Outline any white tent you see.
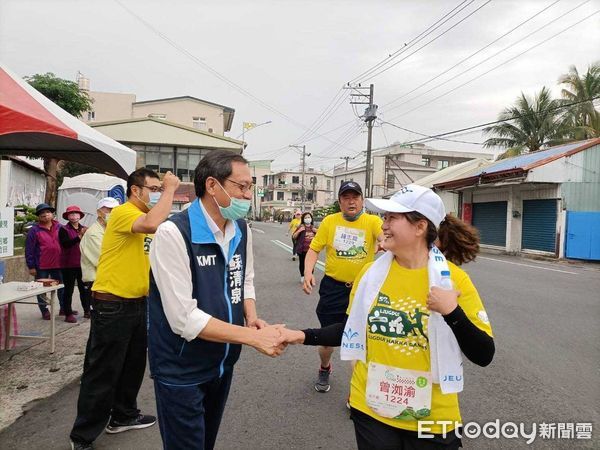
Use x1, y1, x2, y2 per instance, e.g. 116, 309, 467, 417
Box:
57, 174, 126, 227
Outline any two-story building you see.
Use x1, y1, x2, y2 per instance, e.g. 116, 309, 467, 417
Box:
76, 76, 244, 207
261, 169, 334, 217
333, 143, 493, 197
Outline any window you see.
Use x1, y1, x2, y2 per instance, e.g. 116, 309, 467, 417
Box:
438, 160, 449, 169
159, 146, 174, 173
387, 174, 395, 189
87, 111, 95, 121
422, 157, 430, 167
292, 192, 299, 201
307, 192, 314, 201
192, 117, 207, 130
327, 179, 331, 190
176, 151, 189, 181
252, 176, 257, 185
292, 176, 300, 184
277, 191, 284, 201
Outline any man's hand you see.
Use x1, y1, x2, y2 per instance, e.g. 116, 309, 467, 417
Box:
162, 171, 180, 192
246, 317, 269, 330
29, 268, 36, 277
251, 324, 287, 357
427, 287, 460, 315
281, 328, 305, 345
303, 273, 316, 294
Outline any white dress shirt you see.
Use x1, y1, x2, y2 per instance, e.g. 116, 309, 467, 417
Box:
149, 199, 255, 342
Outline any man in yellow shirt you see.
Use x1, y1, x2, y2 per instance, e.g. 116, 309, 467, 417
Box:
70, 168, 180, 450
303, 181, 383, 393
288, 210, 302, 261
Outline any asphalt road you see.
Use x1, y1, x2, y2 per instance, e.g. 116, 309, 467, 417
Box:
0, 221, 598, 449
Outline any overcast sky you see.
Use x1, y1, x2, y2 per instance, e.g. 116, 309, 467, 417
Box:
1, 0, 598, 172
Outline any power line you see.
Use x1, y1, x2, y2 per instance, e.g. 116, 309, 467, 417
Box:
348, 0, 473, 84
359, 0, 492, 83
379, 120, 484, 145
294, 88, 348, 144
114, 0, 360, 152
381, 0, 564, 110
387, 8, 599, 121
397, 95, 600, 146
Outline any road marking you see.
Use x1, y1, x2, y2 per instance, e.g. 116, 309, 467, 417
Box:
478, 256, 578, 274
271, 240, 325, 271
251, 227, 265, 234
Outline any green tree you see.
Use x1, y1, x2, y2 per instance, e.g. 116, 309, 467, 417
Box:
25, 73, 93, 206
558, 62, 600, 139
483, 87, 571, 159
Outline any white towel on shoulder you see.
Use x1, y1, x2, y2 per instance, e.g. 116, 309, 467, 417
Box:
340, 246, 463, 394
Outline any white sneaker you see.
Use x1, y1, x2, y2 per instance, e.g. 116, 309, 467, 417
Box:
301, 276, 304, 283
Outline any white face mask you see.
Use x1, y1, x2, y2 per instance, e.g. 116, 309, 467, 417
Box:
303, 217, 312, 225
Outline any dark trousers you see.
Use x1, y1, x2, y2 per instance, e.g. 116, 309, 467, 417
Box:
350, 408, 462, 450
70, 298, 147, 445
35, 268, 64, 314
291, 237, 297, 256
61, 267, 90, 315
298, 251, 306, 276
154, 371, 233, 450
316, 275, 352, 327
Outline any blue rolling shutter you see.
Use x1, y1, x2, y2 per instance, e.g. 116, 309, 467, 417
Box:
472, 202, 507, 246
521, 199, 557, 253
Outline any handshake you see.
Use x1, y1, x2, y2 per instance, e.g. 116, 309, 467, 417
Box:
247, 323, 305, 357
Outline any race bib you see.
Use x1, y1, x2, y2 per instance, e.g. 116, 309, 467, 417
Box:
366, 361, 432, 420
333, 226, 366, 258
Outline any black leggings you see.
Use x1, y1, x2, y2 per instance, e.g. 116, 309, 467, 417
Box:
298, 251, 306, 276
61, 267, 90, 314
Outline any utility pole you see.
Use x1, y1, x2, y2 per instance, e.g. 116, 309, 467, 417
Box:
345, 83, 377, 197
289, 145, 310, 210
340, 156, 352, 172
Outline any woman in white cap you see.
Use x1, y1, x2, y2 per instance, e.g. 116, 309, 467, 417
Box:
284, 185, 494, 449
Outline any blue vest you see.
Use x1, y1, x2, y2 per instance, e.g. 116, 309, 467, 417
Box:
148, 201, 247, 385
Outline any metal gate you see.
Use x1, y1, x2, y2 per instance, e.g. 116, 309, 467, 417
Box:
521, 199, 557, 253
472, 201, 507, 246
565, 211, 600, 260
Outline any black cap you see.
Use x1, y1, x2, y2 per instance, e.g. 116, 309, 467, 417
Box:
338, 181, 363, 197
35, 203, 56, 215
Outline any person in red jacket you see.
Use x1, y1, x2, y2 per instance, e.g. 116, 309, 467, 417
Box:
25, 203, 64, 320
59, 205, 89, 323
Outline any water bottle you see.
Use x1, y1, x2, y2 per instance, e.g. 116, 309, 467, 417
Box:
439, 270, 453, 290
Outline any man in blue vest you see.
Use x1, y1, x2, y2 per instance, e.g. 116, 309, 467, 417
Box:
148, 150, 286, 450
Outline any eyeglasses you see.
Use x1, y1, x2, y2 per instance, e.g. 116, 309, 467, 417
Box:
137, 184, 164, 193
226, 178, 254, 193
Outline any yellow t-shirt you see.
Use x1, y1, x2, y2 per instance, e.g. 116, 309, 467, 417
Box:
289, 218, 301, 234
92, 202, 152, 298
347, 259, 493, 434
309, 212, 383, 283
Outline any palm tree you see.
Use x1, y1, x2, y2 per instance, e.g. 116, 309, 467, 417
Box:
483, 87, 571, 158
558, 62, 600, 139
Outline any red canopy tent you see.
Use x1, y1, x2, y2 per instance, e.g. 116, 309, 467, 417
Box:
0, 65, 135, 178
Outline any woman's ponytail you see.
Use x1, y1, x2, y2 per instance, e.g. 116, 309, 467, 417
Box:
437, 214, 480, 265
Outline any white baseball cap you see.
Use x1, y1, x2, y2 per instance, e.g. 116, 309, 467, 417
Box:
366, 184, 446, 227
97, 197, 120, 210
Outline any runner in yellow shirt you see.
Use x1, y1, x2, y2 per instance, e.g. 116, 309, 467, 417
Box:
288, 210, 302, 261
302, 181, 383, 393
285, 185, 495, 449
70, 168, 180, 449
